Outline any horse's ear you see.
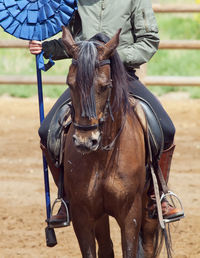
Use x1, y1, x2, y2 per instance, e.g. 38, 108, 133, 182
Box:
99, 28, 122, 60
62, 26, 78, 59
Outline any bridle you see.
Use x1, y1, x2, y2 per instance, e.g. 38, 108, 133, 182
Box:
70, 58, 113, 132
70, 57, 126, 151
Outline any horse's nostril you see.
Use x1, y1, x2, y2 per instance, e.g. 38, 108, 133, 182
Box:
72, 135, 77, 143
91, 139, 98, 146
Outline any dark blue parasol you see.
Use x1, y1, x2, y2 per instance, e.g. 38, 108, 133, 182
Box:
0, 0, 77, 247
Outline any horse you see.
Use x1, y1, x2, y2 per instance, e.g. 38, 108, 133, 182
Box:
61, 26, 164, 258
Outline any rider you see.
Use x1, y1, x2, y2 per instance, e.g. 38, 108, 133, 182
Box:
29, 0, 184, 227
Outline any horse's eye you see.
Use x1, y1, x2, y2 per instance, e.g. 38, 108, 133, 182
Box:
100, 84, 112, 93
67, 82, 75, 90
100, 85, 108, 92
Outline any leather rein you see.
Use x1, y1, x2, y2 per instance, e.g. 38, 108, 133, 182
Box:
70, 58, 126, 151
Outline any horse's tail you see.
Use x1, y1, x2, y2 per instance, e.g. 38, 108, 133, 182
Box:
137, 224, 173, 258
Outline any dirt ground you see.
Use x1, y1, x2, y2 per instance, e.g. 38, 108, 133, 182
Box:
0, 92, 199, 258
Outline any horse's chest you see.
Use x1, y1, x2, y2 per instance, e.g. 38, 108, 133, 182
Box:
65, 140, 144, 215
102, 171, 136, 200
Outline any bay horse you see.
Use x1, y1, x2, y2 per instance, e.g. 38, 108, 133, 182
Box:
62, 27, 163, 258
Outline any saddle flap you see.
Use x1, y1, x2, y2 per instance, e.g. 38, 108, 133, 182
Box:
130, 95, 164, 161
132, 98, 148, 135
47, 101, 72, 164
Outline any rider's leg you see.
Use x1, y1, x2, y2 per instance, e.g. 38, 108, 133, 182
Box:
127, 71, 175, 150
39, 88, 71, 227
158, 144, 184, 219
147, 144, 183, 220
40, 143, 69, 226
127, 70, 184, 220
39, 88, 71, 146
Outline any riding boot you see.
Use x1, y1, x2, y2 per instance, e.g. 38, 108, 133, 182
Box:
159, 143, 175, 183
148, 144, 184, 220
40, 143, 70, 227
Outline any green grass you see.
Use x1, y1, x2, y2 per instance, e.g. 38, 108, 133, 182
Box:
0, 84, 67, 98
1, 8, 200, 98
156, 14, 200, 40
0, 29, 70, 98
148, 50, 200, 76
147, 13, 200, 97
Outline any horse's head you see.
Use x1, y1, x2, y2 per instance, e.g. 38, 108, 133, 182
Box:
62, 27, 122, 154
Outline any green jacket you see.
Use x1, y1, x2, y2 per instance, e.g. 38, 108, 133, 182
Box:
42, 0, 159, 69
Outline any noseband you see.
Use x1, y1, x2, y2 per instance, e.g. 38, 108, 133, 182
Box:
71, 58, 113, 132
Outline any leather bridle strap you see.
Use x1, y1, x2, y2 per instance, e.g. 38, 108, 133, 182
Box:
101, 113, 126, 151
73, 122, 98, 131
70, 58, 112, 132
72, 58, 110, 67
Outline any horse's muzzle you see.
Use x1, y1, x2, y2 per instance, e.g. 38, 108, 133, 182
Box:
72, 132, 101, 153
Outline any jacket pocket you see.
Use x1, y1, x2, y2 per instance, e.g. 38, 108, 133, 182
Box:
133, 9, 158, 33
134, 10, 145, 30
142, 9, 159, 33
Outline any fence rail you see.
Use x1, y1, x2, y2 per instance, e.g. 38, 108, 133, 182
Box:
1, 39, 200, 49
0, 75, 66, 85
1, 4, 200, 86
144, 76, 200, 86
0, 40, 28, 48
1, 75, 200, 87
153, 4, 200, 13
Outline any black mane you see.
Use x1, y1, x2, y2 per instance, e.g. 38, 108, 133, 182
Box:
75, 33, 129, 119
76, 40, 98, 118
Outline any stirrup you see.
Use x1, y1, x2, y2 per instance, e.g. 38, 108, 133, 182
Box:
48, 198, 70, 228
161, 191, 185, 223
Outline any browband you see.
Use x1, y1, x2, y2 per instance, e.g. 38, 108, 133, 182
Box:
72, 58, 110, 67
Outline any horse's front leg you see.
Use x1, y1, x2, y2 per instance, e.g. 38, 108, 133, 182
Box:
95, 214, 114, 258
119, 193, 142, 258
72, 207, 96, 258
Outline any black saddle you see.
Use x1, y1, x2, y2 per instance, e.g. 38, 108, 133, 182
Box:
132, 94, 164, 162
47, 95, 164, 165
47, 99, 71, 165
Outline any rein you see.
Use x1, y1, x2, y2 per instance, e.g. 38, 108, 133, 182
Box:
100, 114, 126, 151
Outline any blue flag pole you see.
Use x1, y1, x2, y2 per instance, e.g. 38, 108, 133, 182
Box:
0, 0, 77, 249
36, 56, 57, 247
36, 56, 51, 218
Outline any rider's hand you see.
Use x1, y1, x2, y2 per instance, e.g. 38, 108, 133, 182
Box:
29, 40, 42, 55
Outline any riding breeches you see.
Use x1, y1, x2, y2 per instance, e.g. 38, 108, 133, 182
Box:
38, 72, 175, 150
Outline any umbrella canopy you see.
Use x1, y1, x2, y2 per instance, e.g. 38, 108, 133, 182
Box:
0, 0, 77, 41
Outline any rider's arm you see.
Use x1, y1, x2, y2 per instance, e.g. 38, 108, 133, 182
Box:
42, 38, 70, 60
117, 0, 160, 68
29, 28, 74, 59
29, 37, 71, 60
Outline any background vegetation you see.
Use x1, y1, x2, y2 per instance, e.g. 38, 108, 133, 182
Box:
0, 0, 200, 98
